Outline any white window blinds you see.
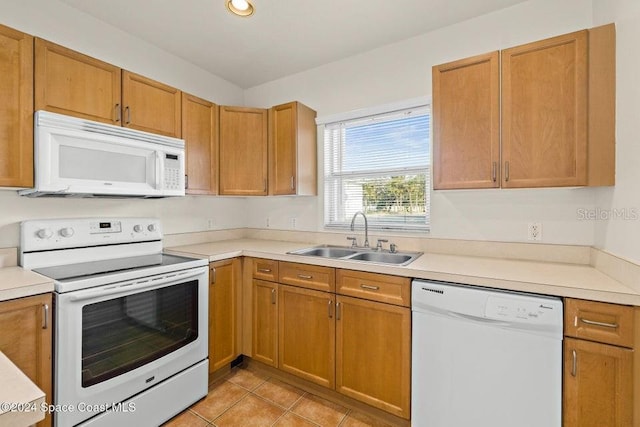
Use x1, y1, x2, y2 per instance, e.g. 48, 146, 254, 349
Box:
324, 105, 431, 231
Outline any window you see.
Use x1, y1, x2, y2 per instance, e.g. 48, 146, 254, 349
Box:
324, 105, 430, 231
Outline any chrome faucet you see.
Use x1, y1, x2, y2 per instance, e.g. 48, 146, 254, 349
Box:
350, 211, 369, 248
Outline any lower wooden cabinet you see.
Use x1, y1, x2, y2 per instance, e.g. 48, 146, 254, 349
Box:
252, 279, 278, 367
563, 337, 633, 427
209, 259, 240, 372
336, 295, 411, 419
0, 293, 52, 427
278, 284, 335, 389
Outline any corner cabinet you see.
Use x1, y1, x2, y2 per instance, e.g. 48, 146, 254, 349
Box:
182, 93, 218, 195
219, 106, 268, 195
0, 24, 33, 188
0, 293, 52, 427
268, 102, 317, 195
433, 23, 615, 190
209, 259, 240, 372
563, 298, 638, 427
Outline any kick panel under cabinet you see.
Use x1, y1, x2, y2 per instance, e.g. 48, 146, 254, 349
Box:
433, 23, 615, 190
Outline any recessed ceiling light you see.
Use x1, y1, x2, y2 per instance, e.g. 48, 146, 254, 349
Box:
226, 0, 254, 17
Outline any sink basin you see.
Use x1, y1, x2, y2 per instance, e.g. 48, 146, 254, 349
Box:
290, 246, 359, 258
287, 245, 422, 266
347, 252, 413, 264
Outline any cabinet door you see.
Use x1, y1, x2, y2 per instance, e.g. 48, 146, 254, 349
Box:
0, 294, 52, 427
34, 38, 121, 125
335, 295, 410, 419
209, 259, 239, 372
278, 284, 335, 388
252, 280, 278, 367
182, 93, 218, 195
432, 51, 500, 189
502, 31, 588, 188
122, 70, 181, 137
219, 106, 268, 195
269, 101, 317, 196
563, 337, 633, 427
0, 24, 33, 187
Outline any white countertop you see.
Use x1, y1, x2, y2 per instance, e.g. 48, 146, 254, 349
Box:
166, 238, 640, 306
0, 352, 45, 427
0, 267, 54, 302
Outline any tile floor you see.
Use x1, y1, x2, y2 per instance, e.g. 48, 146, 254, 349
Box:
163, 366, 391, 427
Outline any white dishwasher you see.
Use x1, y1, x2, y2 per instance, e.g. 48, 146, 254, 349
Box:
411, 280, 563, 427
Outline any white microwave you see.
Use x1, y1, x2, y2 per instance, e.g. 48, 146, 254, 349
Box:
20, 111, 185, 198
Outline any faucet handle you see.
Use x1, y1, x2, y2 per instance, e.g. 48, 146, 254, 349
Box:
346, 236, 357, 247
376, 239, 389, 251
389, 243, 397, 253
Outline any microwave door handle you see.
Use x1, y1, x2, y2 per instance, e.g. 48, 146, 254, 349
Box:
67, 267, 207, 302
155, 151, 162, 190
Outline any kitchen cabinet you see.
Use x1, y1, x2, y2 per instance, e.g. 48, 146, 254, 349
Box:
252, 279, 278, 367
433, 23, 615, 189
35, 38, 121, 125
122, 71, 181, 138
182, 93, 218, 195
278, 284, 335, 389
0, 24, 33, 188
563, 298, 639, 427
268, 101, 317, 195
432, 51, 500, 189
219, 106, 268, 195
335, 295, 410, 419
209, 259, 240, 372
35, 39, 182, 138
0, 293, 52, 427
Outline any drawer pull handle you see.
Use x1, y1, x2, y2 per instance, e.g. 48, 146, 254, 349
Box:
298, 274, 313, 280
258, 268, 272, 273
271, 288, 276, 305
360, 284, 380, 291
571, 349, 577, 377
579, 318, 619, 329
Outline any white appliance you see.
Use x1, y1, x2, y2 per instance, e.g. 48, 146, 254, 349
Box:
20, 111, 185, 198
21, 218, 208, 427
411, 280, 563, 427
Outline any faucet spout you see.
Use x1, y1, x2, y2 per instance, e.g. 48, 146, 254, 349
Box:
350, 211, 369, 248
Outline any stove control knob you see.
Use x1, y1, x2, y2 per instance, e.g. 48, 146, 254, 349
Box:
59, 227, 75, 238
36, 228, 53, 239
147, 224, 157, 232
133, 225, 143, 233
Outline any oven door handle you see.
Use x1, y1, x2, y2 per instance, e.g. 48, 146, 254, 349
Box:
67, 267, 207, 302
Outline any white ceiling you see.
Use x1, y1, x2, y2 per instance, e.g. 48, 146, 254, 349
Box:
58, 0, 527, 89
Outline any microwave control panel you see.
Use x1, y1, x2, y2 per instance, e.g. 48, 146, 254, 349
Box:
164, 154, 182, 191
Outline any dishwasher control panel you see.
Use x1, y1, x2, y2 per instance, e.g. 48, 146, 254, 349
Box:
485, 295, 561, 325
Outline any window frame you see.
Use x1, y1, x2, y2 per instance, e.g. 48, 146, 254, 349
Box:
320, 100, 431, 232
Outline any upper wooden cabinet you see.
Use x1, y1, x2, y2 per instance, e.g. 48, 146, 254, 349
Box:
182, 93, 218, 195
35, 39, 182, 138
122, 71, 181, 138
433, 51, 500, 190
0, 24, 33, 188
35, 38, 121, 125
0, 293, 52, 427
268, 102, 317, 195
219, 106, 268, 195
433, 24, 615, 190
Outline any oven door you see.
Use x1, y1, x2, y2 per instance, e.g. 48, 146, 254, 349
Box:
55, 266, 208, 427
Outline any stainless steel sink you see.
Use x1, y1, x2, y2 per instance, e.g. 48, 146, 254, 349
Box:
287, 245, 422, 266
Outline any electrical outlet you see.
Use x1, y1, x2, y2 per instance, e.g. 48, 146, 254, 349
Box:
290, 217, 297, 229
527, 222, 542, 241
207, 218, 216, 230
266, 217, 270, 228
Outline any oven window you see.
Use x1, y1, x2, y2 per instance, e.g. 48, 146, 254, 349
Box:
81, 281, 198, 387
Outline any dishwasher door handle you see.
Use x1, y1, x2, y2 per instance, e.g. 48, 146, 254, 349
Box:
446, 310, 511, 327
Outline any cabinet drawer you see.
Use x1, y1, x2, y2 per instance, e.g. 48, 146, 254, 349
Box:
252, 259, 279, 282
336, 269, 410, 307
279, 262, 335, 292
565, 298, 635, 348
